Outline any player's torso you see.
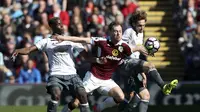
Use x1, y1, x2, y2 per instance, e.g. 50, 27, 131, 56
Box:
91, 39, 128, 80
123, 28, 144, 58
99, 41, 124, 65
45, 39, 77, 75
129, 29, 143, 46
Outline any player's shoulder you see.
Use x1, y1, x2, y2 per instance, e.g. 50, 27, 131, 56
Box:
118, 40, 129, 47
117, 41, 131, 52
35, 37, 50, 45
124, 27, 135, 33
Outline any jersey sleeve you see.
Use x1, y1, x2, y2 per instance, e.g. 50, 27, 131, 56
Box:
122, 43, 132, 57
122, 28, 132, 44
34, 38, 48, 51
91, 37, 106, 46
70, 42, 85, 53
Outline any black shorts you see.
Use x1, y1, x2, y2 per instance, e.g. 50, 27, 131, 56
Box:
119, 58, 145, 76
126, 74, 146, 94
46, 75, 84, 96
116, 58, 146, 93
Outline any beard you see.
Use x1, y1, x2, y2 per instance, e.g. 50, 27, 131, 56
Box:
54, 29, 64, 35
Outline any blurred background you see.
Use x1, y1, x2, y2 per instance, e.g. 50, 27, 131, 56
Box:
0, 0, 200, 112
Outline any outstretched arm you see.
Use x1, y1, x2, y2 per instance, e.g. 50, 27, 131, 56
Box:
79, 50, 107, 64
11, 46, 38, 61
132, 45, 148, 56
14, 46, 38, 55
54, 35, 92, 44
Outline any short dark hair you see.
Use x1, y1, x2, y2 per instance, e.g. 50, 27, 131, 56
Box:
108, 22, 121, 31
129, 10, 147, 27
48, 17, 60, 28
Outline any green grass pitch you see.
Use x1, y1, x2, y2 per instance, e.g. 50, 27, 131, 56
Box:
0, 106, 79, 112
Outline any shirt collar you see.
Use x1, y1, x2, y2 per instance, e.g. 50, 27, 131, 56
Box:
106, 36, 122, 46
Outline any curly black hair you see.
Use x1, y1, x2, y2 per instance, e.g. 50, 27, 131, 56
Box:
129, 10, 147, 28
48, 17, 60, 28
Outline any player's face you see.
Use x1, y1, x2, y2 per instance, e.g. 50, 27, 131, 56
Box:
135, 19, 146, 33
53, 19, 64, 35
111, 25, 122, 42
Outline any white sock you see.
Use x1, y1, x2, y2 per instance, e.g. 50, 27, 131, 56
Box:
98, 97, 117, 111
79, 103, 90, 112
80, 103, 89, 107
51, 100, 58, 104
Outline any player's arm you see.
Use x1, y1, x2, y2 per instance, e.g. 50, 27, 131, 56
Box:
13, 46, 38, 55
11, 46, 38, 61
141, 73, 147, 87
133, 46, 148, 56
79, 50, 107, 64
54, 35, 92, 44
122, 30, 148, 56
130, 45, 144, 52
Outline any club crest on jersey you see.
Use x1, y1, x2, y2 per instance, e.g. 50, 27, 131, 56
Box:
118, 46, 123, 52
112, 49, 119, 56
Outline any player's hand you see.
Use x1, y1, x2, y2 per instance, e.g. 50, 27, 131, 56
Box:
96, 57, 107, 64
11, 50, 18, 62
137, 46, 148, 56
148, 52, 155, 57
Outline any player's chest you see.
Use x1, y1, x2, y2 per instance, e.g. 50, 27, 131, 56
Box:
98, 45, 124, 58
48, 42, 72, 53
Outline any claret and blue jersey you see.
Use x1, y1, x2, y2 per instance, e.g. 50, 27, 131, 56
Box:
90, 37, 132, 80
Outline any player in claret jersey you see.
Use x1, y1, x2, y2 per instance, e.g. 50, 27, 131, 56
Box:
55, 21, 178, 112
56, 22, 132, 112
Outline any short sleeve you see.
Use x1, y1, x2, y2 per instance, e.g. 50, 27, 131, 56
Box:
91, 37, 106, 46
34, 38, 48, 51
122, 43, 132, 56
70, 42, 85, 53
122, 28, 132, 43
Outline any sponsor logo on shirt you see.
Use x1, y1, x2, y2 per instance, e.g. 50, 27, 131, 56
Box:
106, 55, 121, 61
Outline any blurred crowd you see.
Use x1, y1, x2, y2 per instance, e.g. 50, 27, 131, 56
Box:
0, 0, 139, 84
173, 0, 200, 80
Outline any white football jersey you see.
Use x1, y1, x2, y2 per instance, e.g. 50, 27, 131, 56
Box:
35, 37, 84, 76
122, 27, 144, 59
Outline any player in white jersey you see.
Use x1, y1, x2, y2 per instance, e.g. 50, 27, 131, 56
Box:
120, 10, 149, 112
119, 10, 178, 112
11, 17, 90, 112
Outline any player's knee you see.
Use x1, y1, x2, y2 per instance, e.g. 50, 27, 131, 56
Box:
119, 94, 125, 102
115, 93, 125, 102
140, 91, 150, 101
76, 87, 88, 103
77, 87, 87, 97
49, 87, 61, 101
51, 91, 61, 101
147, 62, 155, 70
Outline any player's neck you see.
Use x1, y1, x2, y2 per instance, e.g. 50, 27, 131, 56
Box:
110, 39, 119, 45
132, 27, 139, 35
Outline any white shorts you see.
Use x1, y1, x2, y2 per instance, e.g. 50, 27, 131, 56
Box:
83, 71, 119, 95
